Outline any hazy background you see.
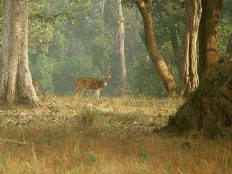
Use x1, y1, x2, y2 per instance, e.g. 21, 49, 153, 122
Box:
2, 0, 231, 96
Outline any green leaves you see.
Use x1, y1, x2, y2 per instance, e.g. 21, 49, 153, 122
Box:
33, 55, 55, 92
89, 152, 98, 163
138, 145, 149, 161
24, 0, 229, 96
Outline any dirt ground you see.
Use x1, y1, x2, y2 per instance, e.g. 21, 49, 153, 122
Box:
0, 95, 183, 134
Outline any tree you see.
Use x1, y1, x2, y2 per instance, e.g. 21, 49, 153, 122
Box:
0, 0, 39, 105
167, 0, 230, 138
167, 31, 231, 138
169, 27, 183, 83
151, 0, 185, 86
101, 0, 106, 16
199, 0, 224, 79
182, 0, 202, 95
117, 0, 129, 95
135, 0, 177, 96
226, 33, 232, 53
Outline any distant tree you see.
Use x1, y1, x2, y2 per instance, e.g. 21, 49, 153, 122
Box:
117, 0, 129, 95
226, 33, 232, 54
169, 27, 183, 83
151, 0, 185, 85
101, 0, 106, 16
0, 0, 39, 105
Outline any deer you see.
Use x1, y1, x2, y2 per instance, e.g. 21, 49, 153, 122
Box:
76, 66, 111, 99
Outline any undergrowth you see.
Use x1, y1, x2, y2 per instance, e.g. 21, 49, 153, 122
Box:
0, 96, 231, 173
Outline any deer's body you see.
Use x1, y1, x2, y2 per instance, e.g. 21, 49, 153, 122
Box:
76, 67, 111, 99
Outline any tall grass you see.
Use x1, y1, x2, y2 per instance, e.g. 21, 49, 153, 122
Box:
0, 95, 231, 173
0, 126, 231, 174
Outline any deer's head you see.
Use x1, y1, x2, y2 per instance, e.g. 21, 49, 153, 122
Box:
102, 65, 111, 82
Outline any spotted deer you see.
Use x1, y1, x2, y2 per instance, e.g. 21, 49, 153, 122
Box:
76, 66, 111, 99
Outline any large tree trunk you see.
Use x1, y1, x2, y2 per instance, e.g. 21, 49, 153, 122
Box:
166, 0, 226, 138
167, 31, 231, 138
0, 0, 39, 105
135, 0, 177, 97
182, 0, 202, 95
117, 0, 129, 95
199, 0, 224, 79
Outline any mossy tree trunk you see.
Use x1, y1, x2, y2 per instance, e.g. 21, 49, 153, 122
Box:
182, 0, 202, 95
199, 0, 224, 79
226, 33, 232, 54
0, 0, 39, 106
135, 0, 177, 97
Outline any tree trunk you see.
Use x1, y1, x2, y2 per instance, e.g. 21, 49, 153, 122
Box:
226, 33, 232, 54
182, 0, 202, 95
101, 0, 106, 17
135, 0, 177, 97
169, 27, 182, 86
0, 0, 39, 105
199, 0, 224, 79
117, 0, 129, 95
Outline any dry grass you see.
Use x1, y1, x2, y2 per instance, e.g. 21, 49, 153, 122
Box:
0, 95, 231, 174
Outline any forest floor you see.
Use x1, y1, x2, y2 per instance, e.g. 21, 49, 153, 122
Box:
0, 95, 231, 174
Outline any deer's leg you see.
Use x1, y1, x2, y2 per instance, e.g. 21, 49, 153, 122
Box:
80, 90, 84, 97
77, 88, 83, 97
76, 87, 79, 95
95, 90, 100, 99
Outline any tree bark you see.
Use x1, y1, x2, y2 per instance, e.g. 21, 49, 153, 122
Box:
117, 0, 129, 95
199, 0, 224, 79
226, 33, 232, 54
169, 27, 182, 85
101, 0, 106, 17
135, 0, 177, 97
182, 0, 202, 95
0, 0, 39, 105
